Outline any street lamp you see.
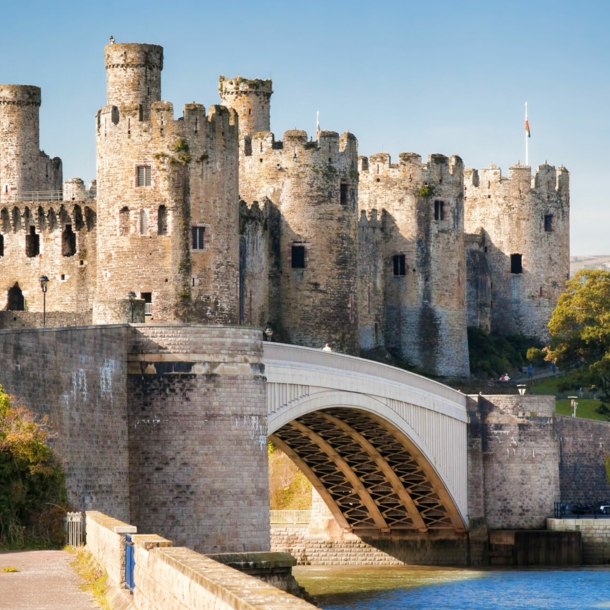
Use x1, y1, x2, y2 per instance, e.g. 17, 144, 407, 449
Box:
264, 326, 274, 341
568, 396, 578, 418
128, 291, 136, 323
39, 276, 49, 328
517, 384, 527, 396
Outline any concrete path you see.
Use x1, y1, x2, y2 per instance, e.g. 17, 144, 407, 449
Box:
0, 550, 98, 609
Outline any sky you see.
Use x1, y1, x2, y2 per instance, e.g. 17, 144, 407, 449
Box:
1, 0, 607, 254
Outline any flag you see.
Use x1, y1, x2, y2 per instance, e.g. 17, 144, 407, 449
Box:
316, 111, 320, 139
525, 119, 531, 138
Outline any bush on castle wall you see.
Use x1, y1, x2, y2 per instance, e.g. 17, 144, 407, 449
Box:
0, 385, 68, 549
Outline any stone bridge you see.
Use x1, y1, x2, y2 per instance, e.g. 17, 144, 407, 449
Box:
264, 343, 468, 535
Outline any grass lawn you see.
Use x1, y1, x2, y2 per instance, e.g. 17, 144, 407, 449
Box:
530, 375, 610, 422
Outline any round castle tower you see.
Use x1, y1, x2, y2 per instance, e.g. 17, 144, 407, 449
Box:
464, 162, 569, 340
95, 42, 240, 325
359, 152, 470, 377
219, 76, 272, 136
0, 85, 42, 198
238, 127, 360, 353
105, 43, 163, 120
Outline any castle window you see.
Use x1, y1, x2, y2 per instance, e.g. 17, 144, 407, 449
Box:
136, 166, 151, 187
291, 245, 305, 269
0, 234, 3, 257
140, 209, 148, 235
119, 207, 130, 236
192, 226, 205, 250
157, 205, 168, 235
141, 292, 152, 316
393, 254, 406, 276
544, 214, 554, 232
511, 253, 523, 274
340, 183, 349, 206
25, 226, 39, 257
62, 224, 76, 257
7, 283, 24, 311
434, 200, 445, 221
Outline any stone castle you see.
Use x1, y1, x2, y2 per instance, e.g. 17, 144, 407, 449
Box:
0, 42, 570, 377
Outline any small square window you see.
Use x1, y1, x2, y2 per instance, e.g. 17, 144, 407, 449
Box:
291, 245, 305, 269
544, 214, 554, 232
393, 254, 406, 276
137, 166, 151, 187
511, 253, 523, 274
192, 226, 205, 250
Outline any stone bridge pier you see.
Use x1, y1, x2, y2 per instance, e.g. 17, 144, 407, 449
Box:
126, 325, 270, 553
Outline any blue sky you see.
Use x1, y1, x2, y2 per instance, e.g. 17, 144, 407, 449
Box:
1, 0, 607, 254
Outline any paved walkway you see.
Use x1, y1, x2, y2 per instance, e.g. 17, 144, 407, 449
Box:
0, 550, 97, 609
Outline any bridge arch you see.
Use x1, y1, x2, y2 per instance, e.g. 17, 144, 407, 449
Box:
264, 343, 469, 536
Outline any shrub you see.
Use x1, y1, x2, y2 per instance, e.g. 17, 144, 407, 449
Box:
0, 385, 68, 548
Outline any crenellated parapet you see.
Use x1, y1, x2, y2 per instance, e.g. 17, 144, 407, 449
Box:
464, 162, 570, 339
357, 151, 469, 377
95, 43, 240, 325
219, 76, 272, 137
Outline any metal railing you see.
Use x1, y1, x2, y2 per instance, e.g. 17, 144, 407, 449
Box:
16, 190, 63, 202
270, 510, 312, 524
65, 511, 84, 546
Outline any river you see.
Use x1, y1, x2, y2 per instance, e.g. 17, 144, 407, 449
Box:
293, 565, 610, 609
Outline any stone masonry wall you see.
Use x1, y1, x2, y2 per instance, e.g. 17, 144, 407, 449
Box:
468, 395, 559, 530
0, 200, 97, 315
464, 163, 569, 341
358, 152, 469, 376
0, 84, 62, 199
548, 518, 610, 565
556, 416, 610, 503
96, 42, 240, 325
126, 325, 270, 553
0, 325, 131, 520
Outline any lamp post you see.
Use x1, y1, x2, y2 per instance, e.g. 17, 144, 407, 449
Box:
568, 396, 578, 418
264, 325, 274, 341
517, 384, 527, 396
39, 275, 49, 328
128, 291, 136, 323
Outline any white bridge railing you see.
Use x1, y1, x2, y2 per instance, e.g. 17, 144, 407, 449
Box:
270, 510, 312, 524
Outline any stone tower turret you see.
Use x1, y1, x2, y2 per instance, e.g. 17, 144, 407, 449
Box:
105, 43, 163, 120
219, 76, 272, 137
464, 162, 569, 340
0, 85, 62, 200
359, 152, 470, 377
238, 127, 360, 353
95, 42, 240, 324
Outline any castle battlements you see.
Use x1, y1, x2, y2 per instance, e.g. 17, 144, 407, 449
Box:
0, 42, 570, 379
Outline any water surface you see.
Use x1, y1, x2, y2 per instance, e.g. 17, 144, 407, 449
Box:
294, 565, 610, 609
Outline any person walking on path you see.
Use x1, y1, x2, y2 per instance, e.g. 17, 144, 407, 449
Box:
527, 364, 534, 379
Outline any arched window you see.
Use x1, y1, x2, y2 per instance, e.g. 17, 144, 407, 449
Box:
7, 283, 24, 311
157, 205, 168, 235
119, 207, 130, 236
140, 209, 148, 235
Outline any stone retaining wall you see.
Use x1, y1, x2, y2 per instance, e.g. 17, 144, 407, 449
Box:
547, 518, 610, 564
86, 511, 317, 610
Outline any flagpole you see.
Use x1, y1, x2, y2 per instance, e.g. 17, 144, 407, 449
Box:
525, 102, 529, 166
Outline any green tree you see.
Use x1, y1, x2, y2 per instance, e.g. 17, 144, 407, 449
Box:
548, 270, 610, 397
0, 385, 67, 548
